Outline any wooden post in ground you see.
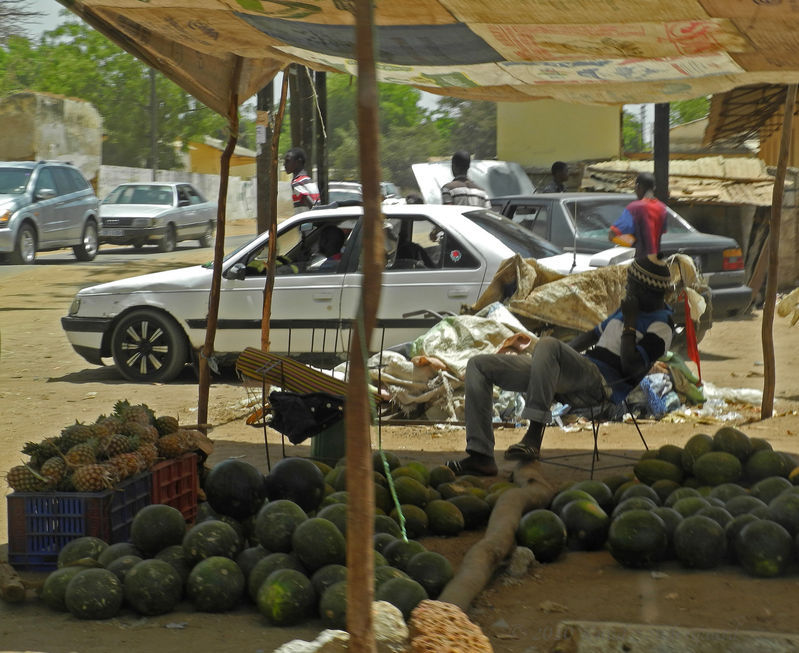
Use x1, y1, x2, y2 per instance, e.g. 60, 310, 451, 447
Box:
762, 83, 796, 419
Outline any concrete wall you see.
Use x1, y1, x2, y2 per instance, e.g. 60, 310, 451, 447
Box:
0, 92, 103, 187
497, 100, 621, 170
99, 165, 294, 221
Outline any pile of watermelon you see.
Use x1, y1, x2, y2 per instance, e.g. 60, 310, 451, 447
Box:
37, 452, 503, 624
517, 425, 799, 577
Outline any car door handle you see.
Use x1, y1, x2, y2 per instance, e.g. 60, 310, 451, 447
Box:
448, 287, 469, 298
313, 292, 334, 302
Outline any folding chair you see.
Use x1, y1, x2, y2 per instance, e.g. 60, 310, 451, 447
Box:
538, 389, 649, 479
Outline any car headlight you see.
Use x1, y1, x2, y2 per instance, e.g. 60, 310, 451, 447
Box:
69, 298, 81, 315
0, 209, 11, 226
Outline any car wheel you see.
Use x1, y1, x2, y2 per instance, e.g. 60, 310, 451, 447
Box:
157, 223, 177, 253
198, 223, 215, 248
110, 309, 188, 382
73, 219, 99, 261
132, 239, 147, 250
9, 223, 36, 265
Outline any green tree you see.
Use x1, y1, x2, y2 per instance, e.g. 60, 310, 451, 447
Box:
670, 97, 710, 126
623, 110, 646, 153
0, 0, 41, 42
434, 97, 496, 159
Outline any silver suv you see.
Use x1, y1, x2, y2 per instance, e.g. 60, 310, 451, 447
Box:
0, 161, 100, 264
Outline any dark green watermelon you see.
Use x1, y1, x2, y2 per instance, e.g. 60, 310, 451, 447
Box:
204, 459, 266, 519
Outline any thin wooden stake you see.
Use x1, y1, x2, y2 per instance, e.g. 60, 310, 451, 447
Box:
761, 83, 797, 419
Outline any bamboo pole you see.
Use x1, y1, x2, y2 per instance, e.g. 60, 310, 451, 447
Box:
346, 1, 382, 651
761, 83, 796, 419
197, 57, 242, 433
261, 71, 290, 351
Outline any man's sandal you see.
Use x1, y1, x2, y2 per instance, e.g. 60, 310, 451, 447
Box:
445, 457, 498, 477
503, 442, 540, 461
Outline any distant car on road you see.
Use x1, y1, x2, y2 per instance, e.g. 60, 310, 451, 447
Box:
491, 192, 752, 318
63, 204, 621, 383
99, 182, 217, 252
0, 160, 100, 264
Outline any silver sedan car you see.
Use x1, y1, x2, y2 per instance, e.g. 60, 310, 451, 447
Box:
99, 182, 217, 252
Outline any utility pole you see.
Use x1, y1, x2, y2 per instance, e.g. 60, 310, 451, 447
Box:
256, 82, 274, 234
653, 103, 670, 202
315, 71, 328, 204
150, 68, 158, 181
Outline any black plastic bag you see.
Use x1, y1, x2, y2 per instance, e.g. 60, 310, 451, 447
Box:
268, 390, 345, 444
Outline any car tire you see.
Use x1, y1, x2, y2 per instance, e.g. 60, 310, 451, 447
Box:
9, 223, 36, 265
132, 239, 147, 250
198, 223, 215, 248
157, 224, 177, 253
110, 309, 188, 382
73, 219, 99, 261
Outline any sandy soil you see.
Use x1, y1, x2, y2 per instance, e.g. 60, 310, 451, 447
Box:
2, 221, 799, 652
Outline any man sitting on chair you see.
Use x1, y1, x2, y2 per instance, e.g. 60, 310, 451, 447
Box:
447, 258, 674, 476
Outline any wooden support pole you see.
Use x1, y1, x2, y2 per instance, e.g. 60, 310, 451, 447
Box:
761, 83, 797, 419
347, 1, 382, 651
261, 71, 290, 352
0, 562, 26, 603
197, 57, 242, 433
653, 102, 670, 203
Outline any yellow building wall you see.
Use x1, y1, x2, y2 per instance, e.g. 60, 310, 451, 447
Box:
188, 142, 256, 178
497, 100, 621, 167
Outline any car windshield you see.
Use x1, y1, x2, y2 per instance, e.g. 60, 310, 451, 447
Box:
563, 198, 693, 239
103, 185, 174, 206
462, 210, 563, 258
0, 168, 31, 194
329, 188, 362, 203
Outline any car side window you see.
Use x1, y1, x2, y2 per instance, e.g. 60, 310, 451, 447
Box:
512, 205, 549, 240
67, 168, 90, 191
34, 168, 58, 197
374, 216, 478, 271
177, 187, 191, 206
186, 186, 205, 204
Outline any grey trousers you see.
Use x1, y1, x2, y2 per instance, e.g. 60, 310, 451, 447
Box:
463, 337, 611, 458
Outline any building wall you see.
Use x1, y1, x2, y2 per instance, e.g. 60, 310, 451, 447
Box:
187, 142, 256, 178
0, 92, 103, 187
497, 100, 621, 170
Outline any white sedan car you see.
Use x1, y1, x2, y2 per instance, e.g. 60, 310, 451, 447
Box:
99, 182, 217, 252
62, 204, 625, 383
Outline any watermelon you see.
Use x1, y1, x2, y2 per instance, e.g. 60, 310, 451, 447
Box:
695, 505, 733, 528
618, 483, 661, 505
106, 555, 144, 583
634, 459, 683, 486
382, 539, 426, 571
725, 494, 768, 517
608, 509, 668, 568
64, 568, 124, 619
650, 480, 681, 505
205, 458, 266, 519
57, 536, 108, 568
311, 564, 348, 597
404, 461, 431, 486
236, 545, 271, 580
560, 500, 609, 550
767, 492, 799, 536
390, 504, 428, 539
516, 509, 567, 563
264, 457, 326, 512
374, 565, 410, 590
611, 497, 657, 519
750, 476, 793, 505
446, 495, 491, 530
186, 556, 245, 612
745, 450, 789, 483
673, 515, 727, 569
393, 476, 429, 507
692, 452, 742, 486
656, 444, 684, 467
375, 577, 428, 620
724, 513, 760, 563
41, 566, 84, 611
708, 483, 747, 503
131, 504, 187, 556
256, 568, 316, 626
424, 500, 465, 536
374, 513, 402, 538
155, 545, 192, 584
124, 559, 183, 615
97, 542, 142, 568
182, 519, 242, 564
681, 433, 714, 475
317, 503, 348, 535
406, 551, 453, 599
254, 499, 308, 552
291, 517, 347, 571
319, 580, 348, 629
391, 465, 427, 485
650, 506, 683, 556
550, 489, 597, 516
671, 496, 710, 518
374, 532, 398, 553
428, 464, 456, 488
712, 426, 752, 462
248, 552, 306, 601
735, 519, 793, 577
373, 450, 401, 474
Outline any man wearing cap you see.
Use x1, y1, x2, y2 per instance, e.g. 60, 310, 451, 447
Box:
441, 151, 491, 208
446, 258, 673, 476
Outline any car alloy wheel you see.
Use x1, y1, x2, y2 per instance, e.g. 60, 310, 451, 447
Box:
110, 309, 188, 382
74, 220, 99, 261
199, 223, 215, 248
11, 224, 36, 265
158, 223, 177, 253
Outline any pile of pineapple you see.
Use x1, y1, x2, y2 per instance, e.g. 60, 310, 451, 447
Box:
6, 400, 198, 494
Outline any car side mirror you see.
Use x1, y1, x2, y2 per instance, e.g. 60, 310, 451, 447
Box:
224, 262, 247, 280
35, 188, 57, 201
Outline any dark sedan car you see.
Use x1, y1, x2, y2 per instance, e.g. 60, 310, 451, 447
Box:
490, 193, 752, 318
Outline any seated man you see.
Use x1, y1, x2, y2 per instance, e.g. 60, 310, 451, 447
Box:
316, 224, 346, 272
448, 258, 673, 476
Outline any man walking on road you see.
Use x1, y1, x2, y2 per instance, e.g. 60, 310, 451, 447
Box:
284, 147, 320, 214
441, 151, 491, 208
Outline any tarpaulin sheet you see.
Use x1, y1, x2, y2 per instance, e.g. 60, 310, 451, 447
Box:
59, 1, 799, 116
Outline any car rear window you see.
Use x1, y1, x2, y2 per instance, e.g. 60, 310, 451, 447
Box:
564, 198, 693, 238
462, 210, 562, 259
0, 168, 31, 194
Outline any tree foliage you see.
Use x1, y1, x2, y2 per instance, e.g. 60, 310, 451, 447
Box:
0, 0, 40, 43
670, 97, 710, 127
622, 110, 646, 153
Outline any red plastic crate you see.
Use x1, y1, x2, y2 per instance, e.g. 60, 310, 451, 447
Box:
7, 472, 151, 571
150, 453, 198, 523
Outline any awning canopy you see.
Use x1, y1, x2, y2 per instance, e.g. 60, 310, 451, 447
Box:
61, 1, 799, 116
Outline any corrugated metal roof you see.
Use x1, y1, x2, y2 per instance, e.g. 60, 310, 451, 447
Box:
582, 157, 777, 206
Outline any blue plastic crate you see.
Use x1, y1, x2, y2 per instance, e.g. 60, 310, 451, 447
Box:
8, 472, 152, 571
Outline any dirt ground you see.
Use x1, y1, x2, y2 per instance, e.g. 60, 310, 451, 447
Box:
2, 221, 799, 652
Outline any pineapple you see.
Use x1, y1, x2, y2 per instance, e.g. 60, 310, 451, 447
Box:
155, 415, 180, 436
90, 416, 121, 439
60, 421, 95, 449
121, 421, 158, 443
113, 400, 155, 425
156, 429, 196, 458
6, 464, 50, 492
137, 442, 159, 468
98, 433, 136, 459
72, 464, 116, 492
40, 456, 67, 485
64, 442, 97, 467
22, 437, 63, 468
115, 452, 144, 478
